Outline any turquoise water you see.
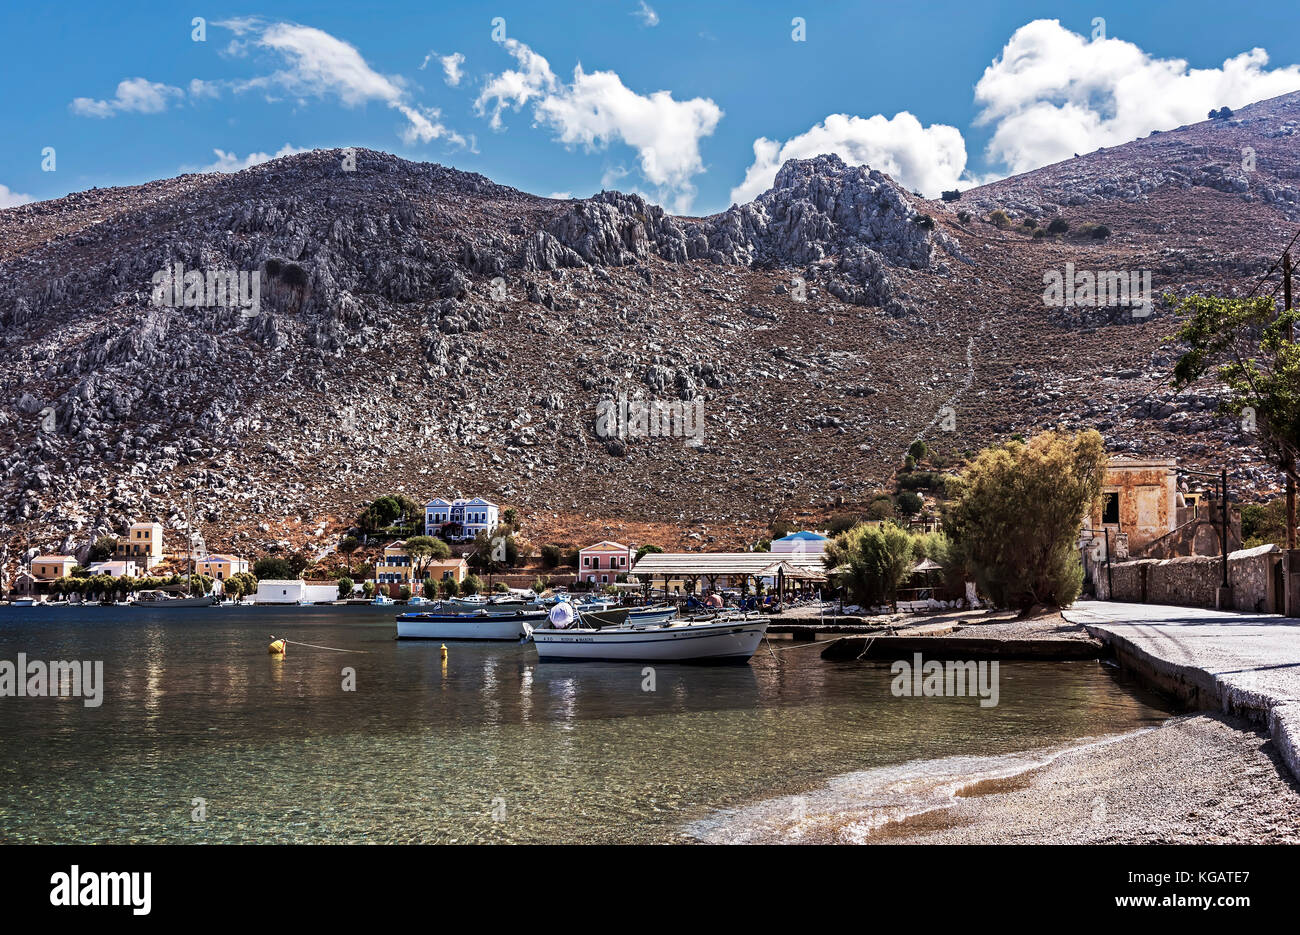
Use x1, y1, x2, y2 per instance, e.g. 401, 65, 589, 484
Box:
0, 606, 1174, 843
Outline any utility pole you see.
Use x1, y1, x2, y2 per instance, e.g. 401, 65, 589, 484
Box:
1286, 251, 1296, 550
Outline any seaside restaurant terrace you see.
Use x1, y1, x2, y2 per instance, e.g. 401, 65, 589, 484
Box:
630, 551, 827, 601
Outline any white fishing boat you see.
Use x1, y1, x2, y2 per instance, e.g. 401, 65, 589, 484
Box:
396, 608, 546, 640
132, 589, 215, 608
579, 601, 677, 627
9, 598, 36, 607
531, 603, 768, 663
371, 593, 395, 606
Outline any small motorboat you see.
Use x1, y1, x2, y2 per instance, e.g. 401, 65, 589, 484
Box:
531, 603, 768, 663
371, 593, 395, 606
396, 608, 547, 640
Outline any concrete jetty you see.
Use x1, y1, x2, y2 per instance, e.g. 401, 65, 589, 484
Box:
1064, 600, 1300, 781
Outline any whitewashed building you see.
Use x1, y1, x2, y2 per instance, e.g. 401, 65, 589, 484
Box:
424, 497, 500, 542
770, 531, 829, 559
254, 579, 339, 604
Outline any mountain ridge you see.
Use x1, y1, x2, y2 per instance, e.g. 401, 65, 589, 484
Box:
3, 90, 1300, 566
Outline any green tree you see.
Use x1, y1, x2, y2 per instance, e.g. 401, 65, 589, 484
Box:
338, 536, 360, 573
362, 581, 376, 599
253, 557, 294, 580
540, 544, 562, 569
399, 584, 412, 602
1242, 499, 1287, 548
1172, 292, 1299, 497
439, 577, 460, 598
895, 491, 924, 517
422, 576, 437, 599
89, 536, 117, 563
494, 581, 509, 592
908, 439, 928, 461
947, 429, 1105, 610
824, 521, 916, 609
635, 543, 663, 561
404, 535, 446, 580
230, 571, 258, 601
337, 576, 354, 599
462, 573, 483, 596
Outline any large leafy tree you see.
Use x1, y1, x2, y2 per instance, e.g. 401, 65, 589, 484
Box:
946, 429, 1106, 611
1171, 293, 1299, 483
403, 535, 448, 580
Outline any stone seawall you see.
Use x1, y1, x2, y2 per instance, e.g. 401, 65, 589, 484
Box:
1095, 543, 1280, 613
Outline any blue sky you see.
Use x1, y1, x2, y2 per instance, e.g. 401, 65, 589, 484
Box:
5, 1, 1300, 215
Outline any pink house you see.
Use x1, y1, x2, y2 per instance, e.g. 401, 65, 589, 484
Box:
578, 540, 635, 586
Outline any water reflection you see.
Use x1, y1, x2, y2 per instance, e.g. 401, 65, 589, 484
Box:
0, 606, 1174, 844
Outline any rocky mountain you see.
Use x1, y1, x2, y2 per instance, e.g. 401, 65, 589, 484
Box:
3, 90, 1300, 563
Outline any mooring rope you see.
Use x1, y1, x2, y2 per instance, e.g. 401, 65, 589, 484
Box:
273, 637, 370, 654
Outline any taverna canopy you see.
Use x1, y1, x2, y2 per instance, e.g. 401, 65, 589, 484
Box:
631, 551, 826, 580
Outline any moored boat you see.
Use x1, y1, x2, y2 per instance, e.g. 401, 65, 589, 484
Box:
396, 608, 547, 640
132, 589, 215, 608
531, 602, 767, 663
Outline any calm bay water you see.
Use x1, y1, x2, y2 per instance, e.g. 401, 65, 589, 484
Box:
0, 606, 1174, 843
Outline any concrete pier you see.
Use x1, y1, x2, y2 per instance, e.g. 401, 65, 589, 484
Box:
1064, 600, 1300, 782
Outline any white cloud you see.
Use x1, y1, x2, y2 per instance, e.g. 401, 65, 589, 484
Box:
478, 39, 721, 211
188, 78, 222, 99
476, 38, 559, 130
218, 20, 465, 147
0, 184, 34, 209
192, 143, 311, 174
547, 191, 573, 200
730, 112, 970, 204
632, 2, 659, 27
975, 19, 1300, 174
70, 77, 185, 117
440, 52, 465, 86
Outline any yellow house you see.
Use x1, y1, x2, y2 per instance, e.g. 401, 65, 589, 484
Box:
376, 541, 415, 586
425, 557, 468, 584
31, 555, 77, 581
115, 522, 165, 569
196, 554, 249, 581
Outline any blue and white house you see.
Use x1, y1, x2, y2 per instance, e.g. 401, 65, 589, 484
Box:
425, 497, 500, 542
770, 530, 829, 559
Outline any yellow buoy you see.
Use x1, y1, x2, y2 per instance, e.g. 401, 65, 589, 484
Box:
269, 638, 286, 655
440, 643, 448, 661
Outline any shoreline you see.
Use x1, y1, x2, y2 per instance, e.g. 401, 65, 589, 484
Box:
688, 715, 1300, 844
